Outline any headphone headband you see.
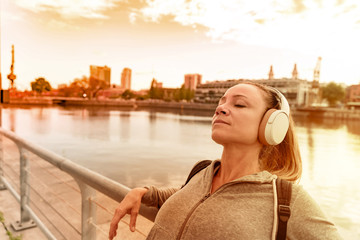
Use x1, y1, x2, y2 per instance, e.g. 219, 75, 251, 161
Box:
268, 88, 290, 116
258, 87, 290, 146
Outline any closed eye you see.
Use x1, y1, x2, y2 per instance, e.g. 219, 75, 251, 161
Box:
235, 105, 245, 108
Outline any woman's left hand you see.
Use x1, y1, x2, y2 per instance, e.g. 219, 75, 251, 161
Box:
108, 187, 148, 240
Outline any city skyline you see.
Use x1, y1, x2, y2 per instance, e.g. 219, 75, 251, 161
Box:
1, 0, 360, 91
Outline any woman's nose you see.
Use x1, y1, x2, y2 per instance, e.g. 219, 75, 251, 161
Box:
215, 105, 229, 115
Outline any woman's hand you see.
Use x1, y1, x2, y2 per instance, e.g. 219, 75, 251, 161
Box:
109, 187, 148, 240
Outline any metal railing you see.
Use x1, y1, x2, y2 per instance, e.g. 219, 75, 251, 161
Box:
0, 127, 158, 239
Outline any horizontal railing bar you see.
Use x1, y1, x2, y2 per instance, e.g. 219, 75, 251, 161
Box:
0, 128, 158, 221
0, 175, 57, 240
0, 175, 20, 202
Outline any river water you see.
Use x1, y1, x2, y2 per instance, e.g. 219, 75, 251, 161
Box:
1, 105, 359, 239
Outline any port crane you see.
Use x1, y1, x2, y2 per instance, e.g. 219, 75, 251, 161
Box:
7, 45, 16, 89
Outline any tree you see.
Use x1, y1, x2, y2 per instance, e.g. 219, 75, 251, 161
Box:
69, 76, 89, 97
173, 85, 194, 102
58, 85, 74, 97
184, 88, 194, 101
148, 78, 164, 99
88, 76, 108, 98
67, 76, 108, 98
321, 82, 345, 107
31, 77, 52, 95
121, 89, 135, 99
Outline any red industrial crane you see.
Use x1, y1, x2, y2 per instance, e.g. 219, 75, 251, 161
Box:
7, 45, 16, 89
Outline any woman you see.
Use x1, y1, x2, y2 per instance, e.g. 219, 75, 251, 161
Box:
109, 82, 342, 240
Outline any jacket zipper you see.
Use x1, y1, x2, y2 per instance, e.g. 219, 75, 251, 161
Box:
175, 169, 274, 239
176, 181, 238, 240
176, 192, 211, 240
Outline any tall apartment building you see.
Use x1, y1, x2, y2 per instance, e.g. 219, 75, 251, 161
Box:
90, 65, 111, 87
121, 68, 132, 90
184, 74, 202, 90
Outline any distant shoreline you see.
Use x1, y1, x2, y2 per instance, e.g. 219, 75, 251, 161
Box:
4, 97, 360, 120
6, 96, 217, 110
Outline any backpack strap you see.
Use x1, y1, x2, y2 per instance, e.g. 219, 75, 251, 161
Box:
181, 160, 212, 188
276, 178, 292, 240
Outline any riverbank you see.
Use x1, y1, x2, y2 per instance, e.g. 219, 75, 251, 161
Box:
5, 97, 360, 120
8, 97, 217, 111
293, 107, 360, 120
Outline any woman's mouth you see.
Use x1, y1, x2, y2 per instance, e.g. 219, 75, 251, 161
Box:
213, 119, 229, 125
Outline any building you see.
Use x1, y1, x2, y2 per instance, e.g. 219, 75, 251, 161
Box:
194, 63, 322, 107
254, 78, 311, 107
184, 74, 202, 90
346, 84, 360, 102
346, 84, 360, 109
97, 85, 125, 98
121, 68, 132, 90
90, 65, 111, 87
57, 84, 67, 89
292, 64, 298, 80
268, 65, 274, 80
195, 78, 312, 107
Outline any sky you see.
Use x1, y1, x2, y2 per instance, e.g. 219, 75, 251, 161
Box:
1, 0, 360, 91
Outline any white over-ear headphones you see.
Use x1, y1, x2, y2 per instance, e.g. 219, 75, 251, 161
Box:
258, 88, 290, 146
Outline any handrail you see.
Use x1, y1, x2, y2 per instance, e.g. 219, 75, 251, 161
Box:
0, 127, 158, 238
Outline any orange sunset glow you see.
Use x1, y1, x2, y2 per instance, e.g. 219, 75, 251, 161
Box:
1, 0, 360, 91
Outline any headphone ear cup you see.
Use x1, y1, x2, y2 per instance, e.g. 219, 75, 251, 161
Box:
259, 109, 277, 145
259, 109, 289, 145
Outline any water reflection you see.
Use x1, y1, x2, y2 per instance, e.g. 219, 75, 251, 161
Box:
70, 108, 111, 141
293, 115, 360, 132
31, 108, 51, 135
9, 108, 15, 132
119, 111, 131, 141
347, 120, 360, 135
148, 111, 157, 141
305, 125, 315, 181
292, 115, 360, 239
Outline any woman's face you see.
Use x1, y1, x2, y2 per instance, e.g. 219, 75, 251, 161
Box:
211, 84, 268, 146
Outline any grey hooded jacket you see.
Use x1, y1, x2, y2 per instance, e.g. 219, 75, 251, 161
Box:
142, 160, 342, 240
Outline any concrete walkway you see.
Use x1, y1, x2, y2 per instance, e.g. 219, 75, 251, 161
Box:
0, 188, 47, 240
0, 137, 153, 240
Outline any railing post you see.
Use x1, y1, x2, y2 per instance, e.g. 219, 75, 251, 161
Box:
77, 180, 97, 240
0, 133, 6, 190
11, 146, 36, 231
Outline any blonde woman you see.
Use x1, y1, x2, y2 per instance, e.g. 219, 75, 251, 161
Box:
109, 82, 342, 240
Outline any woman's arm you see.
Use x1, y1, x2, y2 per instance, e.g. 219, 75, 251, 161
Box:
109, 186, 179, 239
287, 186, 342, 240
142, 186, 179, 208
109, 187, 148, 239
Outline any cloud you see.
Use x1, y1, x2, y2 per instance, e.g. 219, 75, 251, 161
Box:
291, 0, 307, 13
139, 0, 360, 52
14, 0, 124, 19
129, 11, 137, 24
254, 19, 266, 25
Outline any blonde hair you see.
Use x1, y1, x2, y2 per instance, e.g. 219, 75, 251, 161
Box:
242, 81, 302, 182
